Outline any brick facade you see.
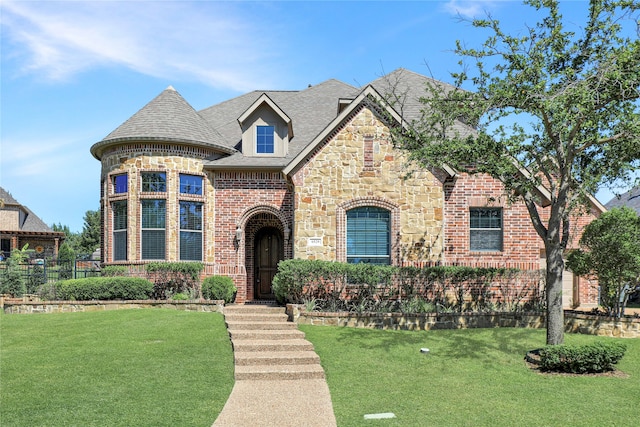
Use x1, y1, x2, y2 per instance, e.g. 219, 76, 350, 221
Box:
94, 71, 603, 307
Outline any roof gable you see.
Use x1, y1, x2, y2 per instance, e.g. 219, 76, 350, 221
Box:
0, 187, 57, 233
238, 93, 293, 138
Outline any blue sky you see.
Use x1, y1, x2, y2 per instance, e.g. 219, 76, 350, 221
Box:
0, 0, 635, 232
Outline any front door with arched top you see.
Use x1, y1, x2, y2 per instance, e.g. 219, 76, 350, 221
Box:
254, 227, 283, 300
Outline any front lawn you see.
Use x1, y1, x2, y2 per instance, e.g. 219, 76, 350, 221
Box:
301, 325, 639, 426
0, 310, 234, 426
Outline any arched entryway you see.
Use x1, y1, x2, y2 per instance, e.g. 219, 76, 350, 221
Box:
239, 207, 291, 301
253, 227, 283, 300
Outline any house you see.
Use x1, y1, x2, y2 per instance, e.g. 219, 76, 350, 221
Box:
91, 68, 602, 306
0, 187, 65, 260
605, 187, 640, 215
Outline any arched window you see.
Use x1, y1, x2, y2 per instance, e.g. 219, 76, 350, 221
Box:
346, 207, 390, 265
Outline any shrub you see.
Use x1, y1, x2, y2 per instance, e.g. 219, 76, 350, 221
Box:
0, 247, 28, 297
539, 342, 627, 374
145, 262, 204, 300
55, 277, 153, 300
57, 243, 75, 280
272, 259, 543, 313
101, 266, 129, 277
202, 276, 236, 303
27, 264, 46, 293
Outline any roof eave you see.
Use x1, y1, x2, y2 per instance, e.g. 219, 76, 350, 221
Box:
90, 137, 237, 160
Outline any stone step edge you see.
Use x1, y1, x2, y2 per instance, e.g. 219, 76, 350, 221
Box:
234, 364, 326, 381
228, 330, 306, 339
225, 321, 297, 330
234, 351, 320, 366
231, 339, 315, 352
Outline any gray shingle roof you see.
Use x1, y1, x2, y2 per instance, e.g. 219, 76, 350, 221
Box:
93, 69, 467, 170
91, 86, 234, 159
605, 187, 640, 215
198, 79, 359, 168
0, 187, 19, 206
0, 186, 56, 233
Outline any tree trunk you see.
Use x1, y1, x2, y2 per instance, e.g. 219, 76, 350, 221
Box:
545, 245, 565, 345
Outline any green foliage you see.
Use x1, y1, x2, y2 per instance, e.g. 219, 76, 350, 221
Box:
567, 207, 640, 318
78, 210, 101, 254
145, 262, 204, 299
57, 242, 75, 280
0, 245, 29, 297
27, 264, 46, 293
384, 0, 640, 345
54, 277, 153, 300
539, 341, 627, 373
170, 292, 189, 301
202, 275, 236, 303
101, 265, 129, 277
272, 259, 543, 313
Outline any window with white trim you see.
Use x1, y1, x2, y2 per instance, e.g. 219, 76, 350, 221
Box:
470, 208, 503, 251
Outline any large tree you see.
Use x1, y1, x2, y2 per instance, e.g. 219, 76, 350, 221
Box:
389, 0, 640, 344
567, 207, 640, 319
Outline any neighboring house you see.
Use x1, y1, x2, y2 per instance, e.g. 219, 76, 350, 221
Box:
91, 68, 603, 306
605, 187, 640, 216
0, 187, 65, 259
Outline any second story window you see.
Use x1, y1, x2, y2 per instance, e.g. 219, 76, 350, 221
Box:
256, 125, 275, 154
180, 174, 203, 195
113, 174, 128, 194
142, 172, 166, 192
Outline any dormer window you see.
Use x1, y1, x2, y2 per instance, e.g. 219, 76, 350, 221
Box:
238, 93, 292, 158
256, 125, 275, 154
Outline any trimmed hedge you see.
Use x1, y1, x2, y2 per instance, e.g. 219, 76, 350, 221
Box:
539, 342, 627, 373
272, 259, 543, 313
202, 276, 236, 303
145, 262, 204, 299
101, 265, 129, 277
55, 277, 154, 301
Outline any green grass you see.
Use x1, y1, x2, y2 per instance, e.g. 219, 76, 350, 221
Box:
301, 325, 640, 427
0, 310, 234, 426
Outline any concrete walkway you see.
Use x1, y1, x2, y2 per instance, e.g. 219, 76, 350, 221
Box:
212, 304, 337, 427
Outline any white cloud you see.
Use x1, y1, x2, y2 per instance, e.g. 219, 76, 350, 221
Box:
442, 0, 497, 20
1, 1, 283, 91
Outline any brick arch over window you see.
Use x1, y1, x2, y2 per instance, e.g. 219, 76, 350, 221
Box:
336, 198, 400, 264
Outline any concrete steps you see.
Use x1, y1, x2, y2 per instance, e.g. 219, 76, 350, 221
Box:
223, 304, 326, 381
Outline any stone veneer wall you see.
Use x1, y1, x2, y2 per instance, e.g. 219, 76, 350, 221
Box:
100, 145, 219, 265
2, 299, 224, 314
291, 106, 445, 264
287, 305, 640, 338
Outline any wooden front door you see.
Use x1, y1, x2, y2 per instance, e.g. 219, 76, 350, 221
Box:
254, 227, 283, 300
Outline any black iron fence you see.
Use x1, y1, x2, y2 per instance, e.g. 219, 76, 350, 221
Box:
0, 258, 102, 287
